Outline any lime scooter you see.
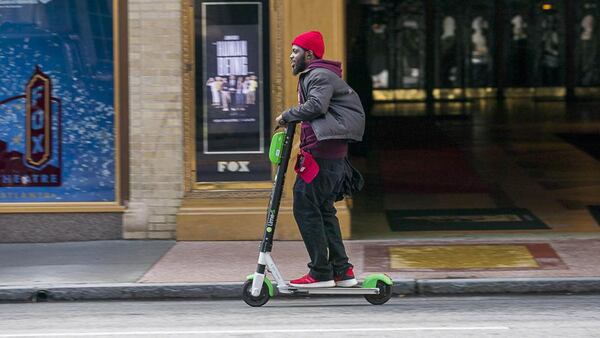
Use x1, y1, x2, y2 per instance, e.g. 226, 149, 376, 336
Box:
242, 122, 393, 307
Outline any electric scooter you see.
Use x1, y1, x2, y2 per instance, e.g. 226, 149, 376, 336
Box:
242, 122, 393, 307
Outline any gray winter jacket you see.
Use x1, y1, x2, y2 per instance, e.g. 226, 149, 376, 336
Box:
281, 67, 365, 142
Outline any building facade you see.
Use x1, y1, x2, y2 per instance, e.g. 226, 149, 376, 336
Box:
0, 0, 347, 242
2, 0, 599, 242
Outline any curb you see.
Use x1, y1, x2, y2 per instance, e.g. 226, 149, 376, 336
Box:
0, 283, 244, 303
2, 278, 600, 302
416, 277, 600, 295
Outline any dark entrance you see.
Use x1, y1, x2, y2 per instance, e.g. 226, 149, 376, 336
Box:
346, 0, 600, 236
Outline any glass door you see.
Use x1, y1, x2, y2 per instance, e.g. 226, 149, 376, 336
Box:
503, 0, 565, 97
368, 0, 427, 101
434, 0, 496, 99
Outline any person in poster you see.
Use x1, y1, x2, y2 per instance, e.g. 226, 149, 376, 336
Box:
245, 75, 257, 105
219, 76, 231, 112
206, 77, 221, 107
275, 31, 365, 288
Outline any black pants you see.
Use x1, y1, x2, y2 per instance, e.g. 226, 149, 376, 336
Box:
293, 157, 352, 281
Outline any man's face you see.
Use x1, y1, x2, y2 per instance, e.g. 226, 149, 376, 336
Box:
290, 44, 308, 76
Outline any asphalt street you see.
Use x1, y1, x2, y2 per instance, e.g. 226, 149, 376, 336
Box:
0, 295, 599, 337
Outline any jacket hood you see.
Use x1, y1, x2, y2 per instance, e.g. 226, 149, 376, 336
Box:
306, 59, 342, 78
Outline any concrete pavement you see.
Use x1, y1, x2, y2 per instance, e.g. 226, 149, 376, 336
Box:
2, 234, 600, 302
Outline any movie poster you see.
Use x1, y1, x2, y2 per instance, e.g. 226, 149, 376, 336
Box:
196, 1, 271, 182
203, 23, 261, 154
0, 0, 116, 202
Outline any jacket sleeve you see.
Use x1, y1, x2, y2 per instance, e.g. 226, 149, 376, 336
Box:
281, 71, 334, 122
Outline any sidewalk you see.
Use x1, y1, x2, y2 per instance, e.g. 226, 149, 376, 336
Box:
2, 233, 600, 302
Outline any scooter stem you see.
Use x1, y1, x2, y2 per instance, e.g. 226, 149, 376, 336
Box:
259, 122, 297, 254
251, 122, 296, 297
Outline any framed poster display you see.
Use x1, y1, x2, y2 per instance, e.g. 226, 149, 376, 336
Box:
194, 0, 271, 185
0, 0, 123, 211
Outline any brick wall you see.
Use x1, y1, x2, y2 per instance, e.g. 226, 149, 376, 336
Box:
123, 0, 184, 239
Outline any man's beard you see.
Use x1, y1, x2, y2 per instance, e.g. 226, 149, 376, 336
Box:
292, 57, 307, 75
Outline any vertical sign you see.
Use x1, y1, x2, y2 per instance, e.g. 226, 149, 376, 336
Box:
0, 65, 62, 187
196, 1, 270, 182
26, 66, 53, 169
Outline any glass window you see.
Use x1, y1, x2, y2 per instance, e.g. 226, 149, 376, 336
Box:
0, 1, 117, 202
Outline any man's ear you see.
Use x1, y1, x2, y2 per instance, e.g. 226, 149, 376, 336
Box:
305, 50, 314, 61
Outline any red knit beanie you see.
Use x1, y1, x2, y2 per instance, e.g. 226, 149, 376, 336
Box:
292, 31, 325, 59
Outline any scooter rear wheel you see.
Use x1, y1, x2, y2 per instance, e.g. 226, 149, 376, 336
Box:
242, 279, 270, 307
364, 280, 392, 305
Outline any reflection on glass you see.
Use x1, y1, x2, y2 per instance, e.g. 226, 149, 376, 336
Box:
400, 19, 421, 88
369, 23, 389, 88
579, 13, 599, 85
539, 12, 560, 85
535, 2, 564, 87
470, 16, 490, 86
394, 0, 425, 89
511, 14, 528, 40
439, 16, 458, 87
398, 18, 423, 88
509, 14, 530, 86
581, 14, 595, 41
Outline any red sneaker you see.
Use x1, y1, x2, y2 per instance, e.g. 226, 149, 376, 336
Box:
334, 267, 358, 287
289, 273, 335, 288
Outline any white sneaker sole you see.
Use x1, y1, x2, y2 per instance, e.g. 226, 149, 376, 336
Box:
289, 280, 335, 288
335, 278, 358, 287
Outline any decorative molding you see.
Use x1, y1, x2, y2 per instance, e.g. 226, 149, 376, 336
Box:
0, 203, 125, 213
181, 0, 195, 192
270, 0, 284, 115
188, 189, 271, 199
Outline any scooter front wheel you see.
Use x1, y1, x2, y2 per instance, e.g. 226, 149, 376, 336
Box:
242, 279, 270, 307
364, 280, 392, 305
